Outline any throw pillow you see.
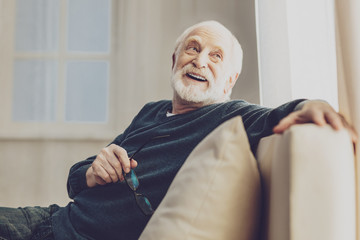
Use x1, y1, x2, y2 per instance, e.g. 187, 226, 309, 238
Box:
139, 116, 261, 240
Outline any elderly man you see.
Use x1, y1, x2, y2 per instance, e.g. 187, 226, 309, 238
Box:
0, 21, 356, 240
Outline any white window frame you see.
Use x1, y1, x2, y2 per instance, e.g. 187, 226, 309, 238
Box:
0, 0, 118, 140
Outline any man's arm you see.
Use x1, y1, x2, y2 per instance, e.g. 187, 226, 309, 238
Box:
66, 102, 152, 198
85, 144, 138, 187
273, 100, 358, 144
66, 144, 138, 198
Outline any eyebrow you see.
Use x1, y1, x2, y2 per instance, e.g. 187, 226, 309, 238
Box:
212, 45, 225, 56
184, 36, 202, 47
184, 35, 225, 56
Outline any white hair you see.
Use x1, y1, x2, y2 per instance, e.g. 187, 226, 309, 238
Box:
174, 20, 243, 80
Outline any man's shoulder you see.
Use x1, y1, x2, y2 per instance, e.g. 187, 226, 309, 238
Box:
142, 100, 172, 110
134, 100, 172, 119
219, 99, 270, 116
225, 99, 249, 105
222, 99, 252, 110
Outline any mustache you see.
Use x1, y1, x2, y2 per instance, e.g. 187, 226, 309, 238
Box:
181, 64, 214, 83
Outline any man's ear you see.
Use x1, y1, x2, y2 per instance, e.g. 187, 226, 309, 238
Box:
224, 72, 239, 94
172, 53, 176, 70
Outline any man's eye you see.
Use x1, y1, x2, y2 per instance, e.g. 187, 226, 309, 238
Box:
186, 46, 198, 52
212, 53, 222, 60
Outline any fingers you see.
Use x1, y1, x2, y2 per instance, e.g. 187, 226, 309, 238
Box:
273, 112, 298, 133
321, 110, 358, 145
310, 111, 327, 126
273, 111, 311, 133
90, 144, 136, 186
273, 100, 359, 148
131, 159, 138, 169
112, 146, 131, 173
274, 100, 345, 134
324, 111, 343, 130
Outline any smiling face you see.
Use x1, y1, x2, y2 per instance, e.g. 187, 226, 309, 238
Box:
171, 23, 238, 106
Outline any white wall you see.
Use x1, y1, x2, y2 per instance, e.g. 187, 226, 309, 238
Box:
0, 139, 108, 207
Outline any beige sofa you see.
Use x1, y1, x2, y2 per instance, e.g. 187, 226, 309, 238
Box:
258, 124, 356, 240
140, 117, 356, 240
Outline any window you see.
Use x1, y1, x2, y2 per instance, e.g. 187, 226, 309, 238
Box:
0, 0, 115, 139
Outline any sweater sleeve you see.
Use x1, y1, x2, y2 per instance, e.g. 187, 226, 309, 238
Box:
66, 135, 127, 199
226, 99, 306, 154
65, 102, 156, 199
66, 155, 96, 199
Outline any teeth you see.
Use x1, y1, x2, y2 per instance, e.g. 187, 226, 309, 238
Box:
187, 73, 206, 81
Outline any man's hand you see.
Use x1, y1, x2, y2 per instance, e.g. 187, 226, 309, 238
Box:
86, 144, 138, 188
273, 100, 358, 144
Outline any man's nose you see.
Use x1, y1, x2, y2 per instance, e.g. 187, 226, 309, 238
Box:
192, 52, 208, 69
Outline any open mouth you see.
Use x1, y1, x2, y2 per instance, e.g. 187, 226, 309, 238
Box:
186, 73, 207, 82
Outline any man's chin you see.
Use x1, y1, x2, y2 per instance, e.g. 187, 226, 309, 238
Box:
171, 78, 223, 106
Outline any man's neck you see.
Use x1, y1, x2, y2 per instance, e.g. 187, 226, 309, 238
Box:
171, 95, 206, 115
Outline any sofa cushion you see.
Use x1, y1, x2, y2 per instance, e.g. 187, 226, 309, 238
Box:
139, 116, 261, 240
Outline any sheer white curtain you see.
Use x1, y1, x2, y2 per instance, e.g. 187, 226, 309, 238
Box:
257, 0, 359, 238
335, 1, 360, 238
256, 0, 338, 109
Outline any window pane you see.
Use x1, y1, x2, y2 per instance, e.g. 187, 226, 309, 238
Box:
67, 0, 111, 52
12, 60, 57, 121
65, 61, 109, 122
15, 0, 59, 52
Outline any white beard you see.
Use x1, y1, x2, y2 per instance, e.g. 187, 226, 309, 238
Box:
171, 65, 226, 105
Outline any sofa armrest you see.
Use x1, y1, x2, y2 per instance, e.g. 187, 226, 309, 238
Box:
257, 124, 356, 240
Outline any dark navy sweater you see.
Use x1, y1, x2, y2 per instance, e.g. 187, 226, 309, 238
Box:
51, 99, 304, 240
